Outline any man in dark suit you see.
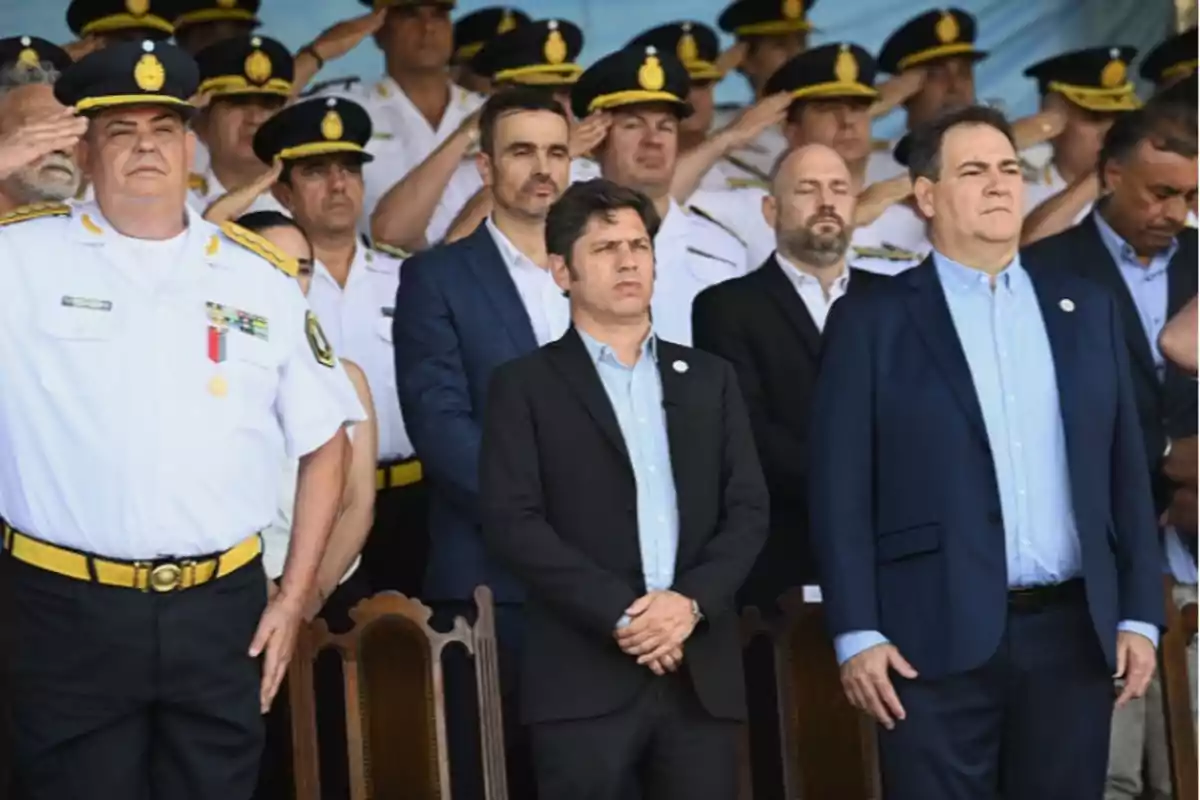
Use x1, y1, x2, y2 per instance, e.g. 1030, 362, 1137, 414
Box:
809, 105, 1164, 800
1022, 101, 1197, 799
392, 87, 574, 799
480, 178, 769, 799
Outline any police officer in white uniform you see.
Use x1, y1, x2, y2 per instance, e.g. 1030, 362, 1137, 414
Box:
188, 34, 291, 216
0, 40, 361, 800
571, 43, 749, 345
253, 95, 428, 597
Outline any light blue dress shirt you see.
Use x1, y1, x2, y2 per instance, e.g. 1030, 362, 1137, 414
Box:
1093, 211, 1197, 585
835, 253, 1159, 664
577, 329, 680, 627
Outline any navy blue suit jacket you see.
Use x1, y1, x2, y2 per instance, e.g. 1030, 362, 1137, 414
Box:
808, 258, 1164, 679
393, 225, 539, 603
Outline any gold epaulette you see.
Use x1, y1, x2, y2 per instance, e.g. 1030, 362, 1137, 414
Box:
220, 221, 298, 277
188, 173, 209, 195
725, 177, 770, 190
0, 202, 71, 227
687, 205, 747, 247
852, 244, 920, 262
373, 241, 411, 259
872, 139, 893, 152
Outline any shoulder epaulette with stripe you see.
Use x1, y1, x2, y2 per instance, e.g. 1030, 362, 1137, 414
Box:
220, 221, 298, 277
687, 205, 747, 247
852, 245, 920, 262
300, 75, 362, 98
686, 246, 740, 268
0, 201, 71, 227
871, 139, 893, 152
188, 173, 209, 195
725, 177, 770, 191
373, 241, 411, 259
722, 153, 770, 183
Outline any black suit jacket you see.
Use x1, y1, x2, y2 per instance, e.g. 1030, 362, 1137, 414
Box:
1023, 217, 1198, 510
480, 329, 769, 725
691, 257, 888, 605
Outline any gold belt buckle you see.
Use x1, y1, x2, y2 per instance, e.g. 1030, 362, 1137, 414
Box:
149, 562, 183, 592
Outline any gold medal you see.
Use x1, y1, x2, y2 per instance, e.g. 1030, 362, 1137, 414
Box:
208, 374, 229, 397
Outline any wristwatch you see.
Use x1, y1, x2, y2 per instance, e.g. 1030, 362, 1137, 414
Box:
1164, 438, 1173, 459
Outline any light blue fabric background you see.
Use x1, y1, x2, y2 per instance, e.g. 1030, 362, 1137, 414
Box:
4, 0, 1176, 138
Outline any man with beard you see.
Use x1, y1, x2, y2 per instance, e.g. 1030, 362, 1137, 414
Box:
188, 35, 291, 216
571, 44, 748, 345
393, 86, 573, 800
0, 38, 81, 216
691, 144, 886, 799
250, 97, 426, 603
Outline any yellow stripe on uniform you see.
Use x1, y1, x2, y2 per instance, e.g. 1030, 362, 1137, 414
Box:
376, 460, 424, 491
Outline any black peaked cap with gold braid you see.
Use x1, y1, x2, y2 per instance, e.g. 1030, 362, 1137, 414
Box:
358, 0, 455, 9
765, 42, 879, 101
252, 96, 374, 165
67, 0, 176, 39
1025, 46, 1141, 113
1140, 27, 1198, 87
0, 36, 74, 74
471, 19, 584, 86
628, 22, 722, 83
173, 0, 261, 32
571, 44, 692, 121
454, 6, 531, 65
195, 35, 294, 98
718, 0, 817, 36
55, 40, 198, 115
877, 8, 987, 75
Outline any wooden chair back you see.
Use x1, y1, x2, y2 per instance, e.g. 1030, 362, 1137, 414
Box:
289, 585, 507, 800
1160, 576, 1197, 800
738, 589, 881, 799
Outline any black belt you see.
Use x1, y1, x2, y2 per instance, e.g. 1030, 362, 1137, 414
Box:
1007, 578, 1085, 613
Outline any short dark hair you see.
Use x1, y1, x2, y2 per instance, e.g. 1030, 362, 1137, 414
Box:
906, 104, 1016, 182
1098, 102, 1198, 188
235, 210, 304, 238
545, 179, 661, 266
478, 86, 570, 157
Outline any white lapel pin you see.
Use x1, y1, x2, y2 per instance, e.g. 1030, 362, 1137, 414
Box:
673, 360, 689, 373
1059, 298, 1075, 313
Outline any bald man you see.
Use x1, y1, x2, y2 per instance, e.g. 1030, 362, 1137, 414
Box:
0, 61, 82, 215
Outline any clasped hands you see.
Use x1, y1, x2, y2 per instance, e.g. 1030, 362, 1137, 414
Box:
613, 590, 697, 677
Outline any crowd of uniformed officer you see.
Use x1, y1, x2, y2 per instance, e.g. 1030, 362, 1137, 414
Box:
0, 0, 1194, 798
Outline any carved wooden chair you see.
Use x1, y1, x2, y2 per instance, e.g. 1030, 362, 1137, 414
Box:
289, 585, 507, 800
1160, 576, 1198, 800
738, 588, 881, 800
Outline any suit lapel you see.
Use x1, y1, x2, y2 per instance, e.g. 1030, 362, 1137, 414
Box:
463, 226, 539, 354
902, 260, 990, 446
546, 329, 629, 462
1028, 266, 1086, 472
760, 258, 821, 357
657, 341, 698, 544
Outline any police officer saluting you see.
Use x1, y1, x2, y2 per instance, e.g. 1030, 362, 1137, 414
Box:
0, 40, 361, 799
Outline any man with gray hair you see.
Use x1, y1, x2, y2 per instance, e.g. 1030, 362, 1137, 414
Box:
0, 37, 81, 215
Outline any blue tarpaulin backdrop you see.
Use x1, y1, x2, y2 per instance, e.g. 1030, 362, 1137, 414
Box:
2, 0, 1177, 138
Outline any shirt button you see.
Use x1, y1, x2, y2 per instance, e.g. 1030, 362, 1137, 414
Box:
648, 466, 657, 473
657, 515, 666, 523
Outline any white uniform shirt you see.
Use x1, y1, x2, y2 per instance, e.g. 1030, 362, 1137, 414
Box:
688, 185, 774, 267
485, 217, 569, 346
864, 142, 906, 186
849, 202, 929, 276
187, 168, 287, 217
652, 199, 749, 345
306, 243, 413, 462
775, 253, 851, 331
0, 203, 362, 560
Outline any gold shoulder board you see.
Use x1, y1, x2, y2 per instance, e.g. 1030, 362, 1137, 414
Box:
687, 205, 747, 247
188, 173, 209, 194
871, 139, 892, 152
220, 221, 299, 277
0, 202, 71, 227
852, 245, 918, 262
373, 241, 411, 259
722, 153, 770, 183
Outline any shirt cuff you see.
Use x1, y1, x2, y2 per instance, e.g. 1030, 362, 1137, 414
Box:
834, 630, 890, 665
1118, 620, 1160, 649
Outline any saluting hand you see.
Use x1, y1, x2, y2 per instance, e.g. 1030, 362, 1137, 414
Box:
1114, 630, 1157, 708
309, 8, 388, 64
615, 590, 698, 666
62, 35, 103, 61
840, 642, 918, 730
569, 112, 611, 159
249, 589, 306, 713
716, 92, 792, 150
0, 109, 88, 180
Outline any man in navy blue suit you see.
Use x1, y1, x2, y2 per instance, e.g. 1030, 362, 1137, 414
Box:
392, 86, 574, 800
808, 105, 1165, 799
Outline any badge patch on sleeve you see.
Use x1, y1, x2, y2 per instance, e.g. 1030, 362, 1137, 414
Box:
305, 310, 335, 368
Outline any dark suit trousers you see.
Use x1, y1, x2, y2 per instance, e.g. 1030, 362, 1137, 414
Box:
878, 589, 1114, 800
530, 672, 739, 800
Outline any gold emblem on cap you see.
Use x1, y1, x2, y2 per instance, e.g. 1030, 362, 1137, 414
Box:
134, 53, 166, 92
245, 48, 272, 84
321, 109, 344, 141
126, 0, 149, 16
17, 46, 39, 69
544, 26, 567, 65
835, 44, 859, 84
782, 0, 803, 21
677, 23, 699, 65
935, 10, 960, 44
1101, 54, 1127, 89
638, 47, 666, 91
218, 0, 237, 8
498, 8, 518, 34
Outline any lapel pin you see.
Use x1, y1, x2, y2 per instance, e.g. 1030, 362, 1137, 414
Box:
1059, 298, 1075, 313
673, 360, 689, 373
